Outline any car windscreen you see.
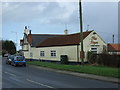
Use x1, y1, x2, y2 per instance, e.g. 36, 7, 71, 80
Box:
10, 56, 14, 59
16, 57, 25, 61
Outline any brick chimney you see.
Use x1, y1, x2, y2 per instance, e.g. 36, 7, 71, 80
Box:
29, 30, 31, 34
24, 26, 29, 35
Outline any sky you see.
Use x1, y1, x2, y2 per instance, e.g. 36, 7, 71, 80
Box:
1, 1, 118, 50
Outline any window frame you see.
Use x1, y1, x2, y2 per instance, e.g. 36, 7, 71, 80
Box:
91, 46, 97, 54
50, 50, 56, 57
40, 51, 45, 57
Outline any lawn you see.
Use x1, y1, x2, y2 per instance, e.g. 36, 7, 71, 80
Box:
27, 61, 120, 78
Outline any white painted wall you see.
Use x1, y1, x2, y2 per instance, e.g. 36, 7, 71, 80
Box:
22, 44, 31, 59
81, 31, 107, 61
32, 45, 78, 62
22, 44, 29, 51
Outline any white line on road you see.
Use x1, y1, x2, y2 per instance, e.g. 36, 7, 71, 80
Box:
26, 79, 55, 88
4, 72, 16, 77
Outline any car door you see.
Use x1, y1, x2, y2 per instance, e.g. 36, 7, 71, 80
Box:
11, 56, 15, 65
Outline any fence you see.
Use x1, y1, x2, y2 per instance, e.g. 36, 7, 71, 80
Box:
88, 53, 120, 67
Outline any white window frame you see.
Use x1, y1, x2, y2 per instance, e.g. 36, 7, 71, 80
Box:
91, 46, 97, 54
51, 50, 56, 57
40, 51, 45, 57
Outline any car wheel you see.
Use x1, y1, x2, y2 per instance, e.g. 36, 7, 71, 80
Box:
24, 64, 26, 67
14, 64, 17, 67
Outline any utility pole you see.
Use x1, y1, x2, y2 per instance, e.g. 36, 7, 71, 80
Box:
113, 34, 114, 44
79, 0, 84, 64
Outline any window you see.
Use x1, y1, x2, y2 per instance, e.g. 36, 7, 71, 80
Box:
51, 51, 56, 57
40, 51, 45, 57
91, 47, 97, 53
91, 47, 97, 50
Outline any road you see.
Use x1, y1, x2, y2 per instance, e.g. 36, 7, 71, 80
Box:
2, 57, 119, 89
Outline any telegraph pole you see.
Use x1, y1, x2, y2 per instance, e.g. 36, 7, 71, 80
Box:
113, 34, 114, 44
79, 0, 84, 64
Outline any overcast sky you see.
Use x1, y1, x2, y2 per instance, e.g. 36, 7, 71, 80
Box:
1, 1, 118, 50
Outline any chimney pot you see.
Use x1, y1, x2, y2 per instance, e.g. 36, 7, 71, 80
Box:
24, 26, 28, 35
29, 30, 31, 34
64, 29, 68, 35
25, 26, 27, 29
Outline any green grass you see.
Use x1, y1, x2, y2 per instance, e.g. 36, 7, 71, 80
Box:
27, 61, 120, 78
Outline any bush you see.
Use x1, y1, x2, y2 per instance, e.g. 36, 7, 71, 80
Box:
87, 51, 96, 64
60, 55, 68, 64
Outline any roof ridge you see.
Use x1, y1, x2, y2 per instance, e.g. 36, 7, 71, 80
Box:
41, 30, 93, 39
28, 34, 64, 36
28, 30, 93, 36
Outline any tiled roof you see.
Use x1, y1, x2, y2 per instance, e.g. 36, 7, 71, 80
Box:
107, 44, 120, 52
27, 34, 32, 45
27, 34, 63, 47
37, 31, 92, 47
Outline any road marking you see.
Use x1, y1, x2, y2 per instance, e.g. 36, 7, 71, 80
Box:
4, 72, 16, 77
26, 79, 55, 88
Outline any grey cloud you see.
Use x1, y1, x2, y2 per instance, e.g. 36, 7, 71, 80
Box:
2, 2, 47, 23
2, 2, 78, 25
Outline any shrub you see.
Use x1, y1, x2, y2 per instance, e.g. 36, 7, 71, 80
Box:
87, 51, 96, 64
60, 55, 68, 64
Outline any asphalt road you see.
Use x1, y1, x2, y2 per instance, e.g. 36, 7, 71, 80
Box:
2, 57, 119, 88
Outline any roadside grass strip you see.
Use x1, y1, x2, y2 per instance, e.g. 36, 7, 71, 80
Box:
27, 61, 120, 78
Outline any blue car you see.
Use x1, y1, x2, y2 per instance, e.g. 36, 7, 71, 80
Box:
11, 56, 26, 67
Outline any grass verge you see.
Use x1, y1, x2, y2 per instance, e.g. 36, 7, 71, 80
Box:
27, 61, 120, 78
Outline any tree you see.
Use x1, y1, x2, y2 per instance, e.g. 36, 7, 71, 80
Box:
2, 40, 16, 55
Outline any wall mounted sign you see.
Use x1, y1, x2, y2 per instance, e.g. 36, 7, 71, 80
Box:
90, 36, 98, 45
